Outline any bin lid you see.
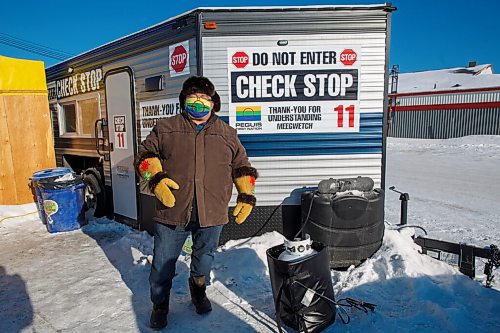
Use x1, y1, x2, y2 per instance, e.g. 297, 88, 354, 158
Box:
31, 167, 72, 180
37, 174, 84, 190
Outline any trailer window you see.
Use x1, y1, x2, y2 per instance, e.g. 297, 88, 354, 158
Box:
59, 94, 100, 137
62, 103, 77, 133
79, 98, 99, 135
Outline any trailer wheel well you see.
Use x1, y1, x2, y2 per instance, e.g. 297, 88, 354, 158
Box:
62, 154, 101, 175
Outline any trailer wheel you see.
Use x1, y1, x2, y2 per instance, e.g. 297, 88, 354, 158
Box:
83, 172, 105, 218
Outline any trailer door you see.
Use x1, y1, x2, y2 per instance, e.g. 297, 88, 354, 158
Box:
105, 68, 138, 220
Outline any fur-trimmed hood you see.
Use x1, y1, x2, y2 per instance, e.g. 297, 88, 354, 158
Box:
179, 76, 221, 112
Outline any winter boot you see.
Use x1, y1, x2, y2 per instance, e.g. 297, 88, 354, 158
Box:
189, 276, 212, 314
150, 301, 169, 330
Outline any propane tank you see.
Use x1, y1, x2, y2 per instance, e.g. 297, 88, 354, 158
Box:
278, 234, 318, 262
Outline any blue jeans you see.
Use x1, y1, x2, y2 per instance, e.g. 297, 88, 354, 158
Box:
149, 221, 223, 306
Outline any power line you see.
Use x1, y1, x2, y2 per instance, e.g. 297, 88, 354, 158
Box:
0, 33, 73, 56
0, 33, 74, 61
0, 37, 68, 60
0, 34, 70, 60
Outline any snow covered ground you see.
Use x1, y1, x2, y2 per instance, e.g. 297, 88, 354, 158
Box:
385, 135, 500, 246
1, 135, 499, 333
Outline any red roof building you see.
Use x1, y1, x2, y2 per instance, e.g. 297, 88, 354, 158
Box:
389, 63, 500, 138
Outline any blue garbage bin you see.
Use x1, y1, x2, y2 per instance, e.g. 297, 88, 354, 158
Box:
37, 174, 86, 233
31, 167, 72, 224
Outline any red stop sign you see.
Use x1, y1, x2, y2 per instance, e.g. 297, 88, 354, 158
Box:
232, 51, 249, 68
340, 49, 357, 66
171, 45, 188, 73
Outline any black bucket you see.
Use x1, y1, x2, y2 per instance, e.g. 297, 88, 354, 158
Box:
266, 242, 336, 333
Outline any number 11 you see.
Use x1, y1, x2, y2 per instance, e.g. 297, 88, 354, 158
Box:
117, 133, 125, 147
334, 105, 355, 128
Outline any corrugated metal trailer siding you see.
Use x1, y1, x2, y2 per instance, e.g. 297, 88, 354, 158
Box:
104, 39, 197, 104
201, 10, 389, 205
390, 108, 500, 139
200, 9, 389, 36
248, 154, 382, 204
228, 113, 383, 156
101, 39, 197, 185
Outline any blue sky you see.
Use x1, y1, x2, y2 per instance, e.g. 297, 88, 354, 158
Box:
0, 0, 498, 73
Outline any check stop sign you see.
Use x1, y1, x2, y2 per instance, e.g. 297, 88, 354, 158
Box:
171, 45, 188, 73
232, 51, 249, 68
340, 49, 357, 66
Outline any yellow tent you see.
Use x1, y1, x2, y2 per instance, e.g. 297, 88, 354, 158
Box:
0, 55, 56, 204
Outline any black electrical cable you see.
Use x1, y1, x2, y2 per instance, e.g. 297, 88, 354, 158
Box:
233, 202, 283, 247
234, 190, 319, 248
293, 191, 318, 240
395, 224, 428, 235
292, 280, 376, 326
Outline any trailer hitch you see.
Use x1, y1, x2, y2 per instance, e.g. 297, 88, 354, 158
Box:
389, 186, 498, 287
414, 236, 499, 287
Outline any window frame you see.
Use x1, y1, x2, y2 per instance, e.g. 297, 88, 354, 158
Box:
58, 93, 102, 138
60, 102, 77, 135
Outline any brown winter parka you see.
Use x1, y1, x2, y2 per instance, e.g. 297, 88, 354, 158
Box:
136, 112, 255, 227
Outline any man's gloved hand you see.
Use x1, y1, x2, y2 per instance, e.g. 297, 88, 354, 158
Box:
233, 202, 253, 224
232, 168, 258, 224
136, 155, 179, 208
139, 157, 163, 181
153, 177, 179, 208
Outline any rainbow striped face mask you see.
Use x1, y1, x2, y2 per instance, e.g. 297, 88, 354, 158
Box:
185, 97, 212, 118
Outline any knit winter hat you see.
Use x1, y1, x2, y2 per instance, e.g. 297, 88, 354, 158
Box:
179, 76, 221, 112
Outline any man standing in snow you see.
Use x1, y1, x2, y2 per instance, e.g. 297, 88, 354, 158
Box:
135, 76, 258, 330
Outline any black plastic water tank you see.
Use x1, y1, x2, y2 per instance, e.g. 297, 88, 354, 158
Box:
301, 189, 385, 269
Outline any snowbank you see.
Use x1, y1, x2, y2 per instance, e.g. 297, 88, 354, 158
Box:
1, 207, 499, 332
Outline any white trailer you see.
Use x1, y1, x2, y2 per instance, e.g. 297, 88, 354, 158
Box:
45, 4, 395, 242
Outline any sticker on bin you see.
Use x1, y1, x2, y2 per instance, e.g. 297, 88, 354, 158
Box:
43, 200, 59, 224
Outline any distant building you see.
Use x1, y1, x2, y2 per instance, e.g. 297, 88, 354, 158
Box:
388, 63, 500, 138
